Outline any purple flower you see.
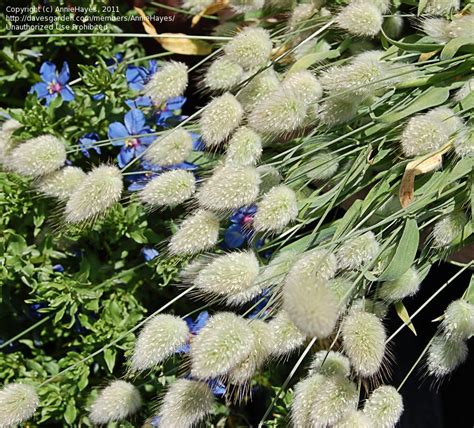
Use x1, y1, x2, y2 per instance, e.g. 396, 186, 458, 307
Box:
108, 109, 155, 168
224, 205, 257, 249
141, 247, 159, 261
78, 133, 101, 158
126, 60, 158, 91
31, 62, 75, 105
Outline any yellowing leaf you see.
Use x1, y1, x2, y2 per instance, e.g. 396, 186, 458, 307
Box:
158, 34, 212, 55
192, 0, 229, 27
399, 148, 450, 208
395, 301, 417, 336
418, 50, 440, 62
134, 7, 212, 55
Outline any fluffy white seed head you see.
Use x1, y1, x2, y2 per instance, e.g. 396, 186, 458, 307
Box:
421, 18, 450, 43
268, 310, 306, 357
333, 409, 373, 428
257, 165, 281, 193
204, 56, 244, 91
0, 383, 39, 427
320, 51, 387, 101
318, 97, 360, 126
454, 77, 474, 103
253, 185, 298, 233
446, 14, 474, 39
382, 13, 404, 39
259, 250, 301, 289
351, 298, 389, 320
378, 267, 421, 302
282, 71, 323, 106
292, 374, 326, 428
427, 335, 468, 377
423, 0, 460, 15
196, 164, 260, 211
401, 107, 463, 157
454, 128, 474, 158
229, 0, 265, 14
36, 166, 86, 201
309, 350, 351, 378
138, 170, 196, 209
144, 61, 188, 106
129, 314, 190, 373
363, 385, 403, 428
227, 320, 274, 384
337, 232, 380, 271
158, 379, 214, 428
432, 212, 467, 248
224, 27, 272, 69
286, 249, 338, 285
342, 311, 386, 376
237, 68, 280, 112
310, 375, 359, 427
441, 299, 474, 341
336, 1, 383, 37
225, 126, 262, 166
288, 3, 316, 31
329, 277, 354, 309
200, 93, 243, 148
9, 135, 66, 178
283, 275, 339, 338
194, 251, 261, 305
168, 209, 220, 256
64, 165, 123, 224
249, 89, 308, 135
0, 118, 21, 164
144, 129, 193, 167
190, 312, 254, 378
182, 0, 213, 12
303, 151, 339, 181
89, 381, 141, 424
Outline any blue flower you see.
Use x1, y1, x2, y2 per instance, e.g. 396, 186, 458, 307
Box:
31, 62, 75, 105
125, 96, 153, 109
224, 205, 257, 249
52, 264, 65, 273
207, 378, 226, 397
78, 133, 101, 158
108, 109, 156, 168
141, 247, 159, 261
175, 311, 210, 354
155, 96, 187, 127
126, 60, 158, 91
247, 289, 271, 319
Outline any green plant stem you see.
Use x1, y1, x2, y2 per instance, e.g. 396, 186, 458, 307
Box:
0, 316, 51, 350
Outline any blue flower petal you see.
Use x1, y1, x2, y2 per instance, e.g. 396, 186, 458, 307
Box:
58, 62, 70, 85
141, 247, 159, 261
117, 147, 135, 168
208, 379, 226, 397
138, 127, 156, 146
191, 133, 205, 151
168, 162, 198, 171
53, 264, 64, 273
92, 93, 105, 101
59, 85, 75, 101
148, 60, 159, 74
175, 342, 190, 354
32, 82, 49, 98
44, 92, 58, 106
187, 311, 209, 334
108, 122, 129, 146
126, 66, 145, 91
128, 181, 147, 191
224, 224, 246, 249
165, 96, 187, 111
124, 109, 146, 135
39, 61, 57, 82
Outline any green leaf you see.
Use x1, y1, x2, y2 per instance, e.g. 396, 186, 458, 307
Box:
64, 399, 77, 425
381, 29, 441, 52
288, 50, 340, 73
378, 218, 419, 281
379, 87, 450, 123
417, 0, 428, 14
333, 200, 363, 241
465, 275, 474, 304
104, 348, 116, 373
395, 301, 417, 335
440, 37, 474, 60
